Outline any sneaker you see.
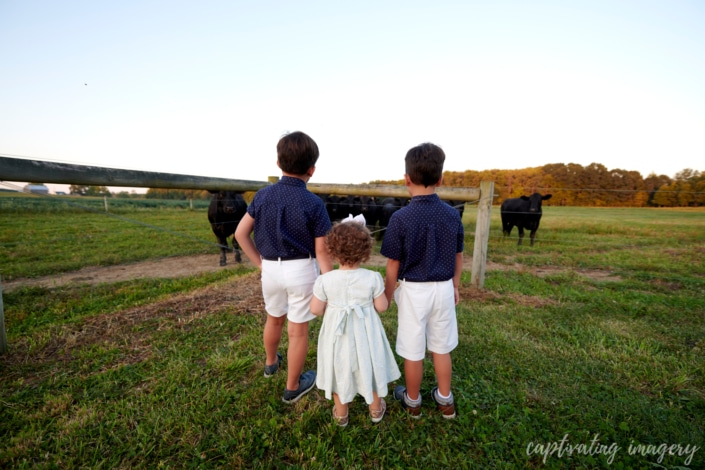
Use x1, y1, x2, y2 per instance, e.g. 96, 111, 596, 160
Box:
282, 370, 316, 404
393, 385, 422, 419
263, 352, 283, 378
370, 398, 387, 424
431, 387, 456, 419
333, 408, 349, 427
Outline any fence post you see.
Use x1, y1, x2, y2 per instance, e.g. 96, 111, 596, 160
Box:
471, 181, 494, 289
104, 196, 108, 212
0, 276, 7, 354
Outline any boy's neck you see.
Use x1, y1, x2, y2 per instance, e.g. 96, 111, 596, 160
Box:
280, 166, 315, 184
405, 175, 440, 198
281, 172, 311, 183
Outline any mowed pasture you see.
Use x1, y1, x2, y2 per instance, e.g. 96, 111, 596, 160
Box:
1, 192, 704, 469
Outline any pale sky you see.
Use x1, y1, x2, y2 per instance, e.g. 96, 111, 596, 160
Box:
1, 1, 704, 194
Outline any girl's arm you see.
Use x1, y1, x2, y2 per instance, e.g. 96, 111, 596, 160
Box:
373, 292, 388, 313
310, 295, 327, 316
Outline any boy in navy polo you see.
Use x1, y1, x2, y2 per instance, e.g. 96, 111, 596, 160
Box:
381, 142, 464, 419
235, 131, 333, 404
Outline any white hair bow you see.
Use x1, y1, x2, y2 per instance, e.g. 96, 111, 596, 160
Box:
341, 213, 366, 226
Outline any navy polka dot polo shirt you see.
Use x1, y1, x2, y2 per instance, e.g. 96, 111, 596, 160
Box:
380, 194, 464, 282
247, 176, 332, 259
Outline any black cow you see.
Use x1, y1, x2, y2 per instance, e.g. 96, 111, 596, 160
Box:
322, 194, 355, 223
352, 196, 380, 229
375, 197, 408, 240
444, 200, 465, 219
500, 193, 552, 246
208, 190, 248, 265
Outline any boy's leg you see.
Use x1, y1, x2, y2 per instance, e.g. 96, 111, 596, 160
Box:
431, 351, 456, 419
264, 314, 285, 366
431, 352, 452, 397
403, 359, 424, 401
286, 320, 309, 391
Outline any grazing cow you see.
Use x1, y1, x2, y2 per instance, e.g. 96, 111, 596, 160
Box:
208, 190, 248, 265
500, 193, 552, 246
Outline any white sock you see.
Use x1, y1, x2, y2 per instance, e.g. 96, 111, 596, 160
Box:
436, 389, 453, 402
405, 392, 421, 406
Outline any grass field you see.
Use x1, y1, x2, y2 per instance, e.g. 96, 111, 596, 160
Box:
1, 195, 704, 469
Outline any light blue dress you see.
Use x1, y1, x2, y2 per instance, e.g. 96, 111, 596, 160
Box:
314, 268, 401, 404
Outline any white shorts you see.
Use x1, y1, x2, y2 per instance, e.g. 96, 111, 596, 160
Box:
261, 258, 320, 324
394, 279, 458, 361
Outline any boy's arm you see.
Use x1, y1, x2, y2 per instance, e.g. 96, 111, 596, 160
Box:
384, 258, 400, 303
315, 236, 333, 274
234, 214, 261, 269
453, 251, 463, 305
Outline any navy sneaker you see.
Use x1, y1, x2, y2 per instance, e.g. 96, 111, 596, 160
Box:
282, 370, 316, 404
264, 352, 283, 378
393, 385, 422, 418
431, 386, 456, 419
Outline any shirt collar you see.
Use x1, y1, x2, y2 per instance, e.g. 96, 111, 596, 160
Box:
411, 193, 440, 203
278, 176, 307, 187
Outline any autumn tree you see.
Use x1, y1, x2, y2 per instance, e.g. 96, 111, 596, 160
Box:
69, 185, 111, 196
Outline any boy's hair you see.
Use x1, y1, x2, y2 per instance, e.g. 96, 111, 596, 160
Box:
325, 222, 373, 266
405, 142, 445, 187
277, 131, 320, 175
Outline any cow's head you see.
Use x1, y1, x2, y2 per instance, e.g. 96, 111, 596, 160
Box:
522, 193, 553, 213
210, 190, 241, 214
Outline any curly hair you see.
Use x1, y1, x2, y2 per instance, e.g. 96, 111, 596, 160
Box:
325, 221, 374, 266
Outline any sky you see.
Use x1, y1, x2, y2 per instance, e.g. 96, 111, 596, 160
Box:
1, 0, 704, 194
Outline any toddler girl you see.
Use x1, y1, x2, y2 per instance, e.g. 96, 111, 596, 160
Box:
310, 214, 401, 426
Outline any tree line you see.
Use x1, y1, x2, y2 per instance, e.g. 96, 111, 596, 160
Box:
378, 163, 704, 207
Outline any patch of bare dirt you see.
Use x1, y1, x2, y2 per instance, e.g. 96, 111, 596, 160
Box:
1, 272, 265, 370
1, 252, 620, 293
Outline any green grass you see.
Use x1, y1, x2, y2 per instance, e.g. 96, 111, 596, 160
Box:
1, 200, 704, 468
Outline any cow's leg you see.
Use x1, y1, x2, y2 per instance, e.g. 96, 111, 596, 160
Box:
530, 230, 536, 246
216, 236, 228, 266
232, 237, 242, 263
517, 227, 525, 245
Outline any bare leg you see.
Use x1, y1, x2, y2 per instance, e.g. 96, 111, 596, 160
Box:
404, 359, 424, 401
432, 352, 452, 397
368, 391, 382, 413
286, 320, 309, 390
263, 314, 285, 367
333, 393, 349, 418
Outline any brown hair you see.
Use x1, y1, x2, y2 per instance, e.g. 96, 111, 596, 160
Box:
277, 131, 319, 175
325, 221, 374, 266
405, 142, 445, 187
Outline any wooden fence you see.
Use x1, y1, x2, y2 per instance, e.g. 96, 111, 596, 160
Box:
0, 156, 495, 352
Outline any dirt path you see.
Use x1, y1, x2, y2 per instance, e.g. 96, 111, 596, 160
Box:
2, 252, 618, 293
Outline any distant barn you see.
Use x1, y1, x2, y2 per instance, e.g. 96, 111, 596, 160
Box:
24, 184, 49, 195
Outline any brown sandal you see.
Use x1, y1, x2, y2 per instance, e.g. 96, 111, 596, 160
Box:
333, 408, 349, 427
370, 399, 386, 423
